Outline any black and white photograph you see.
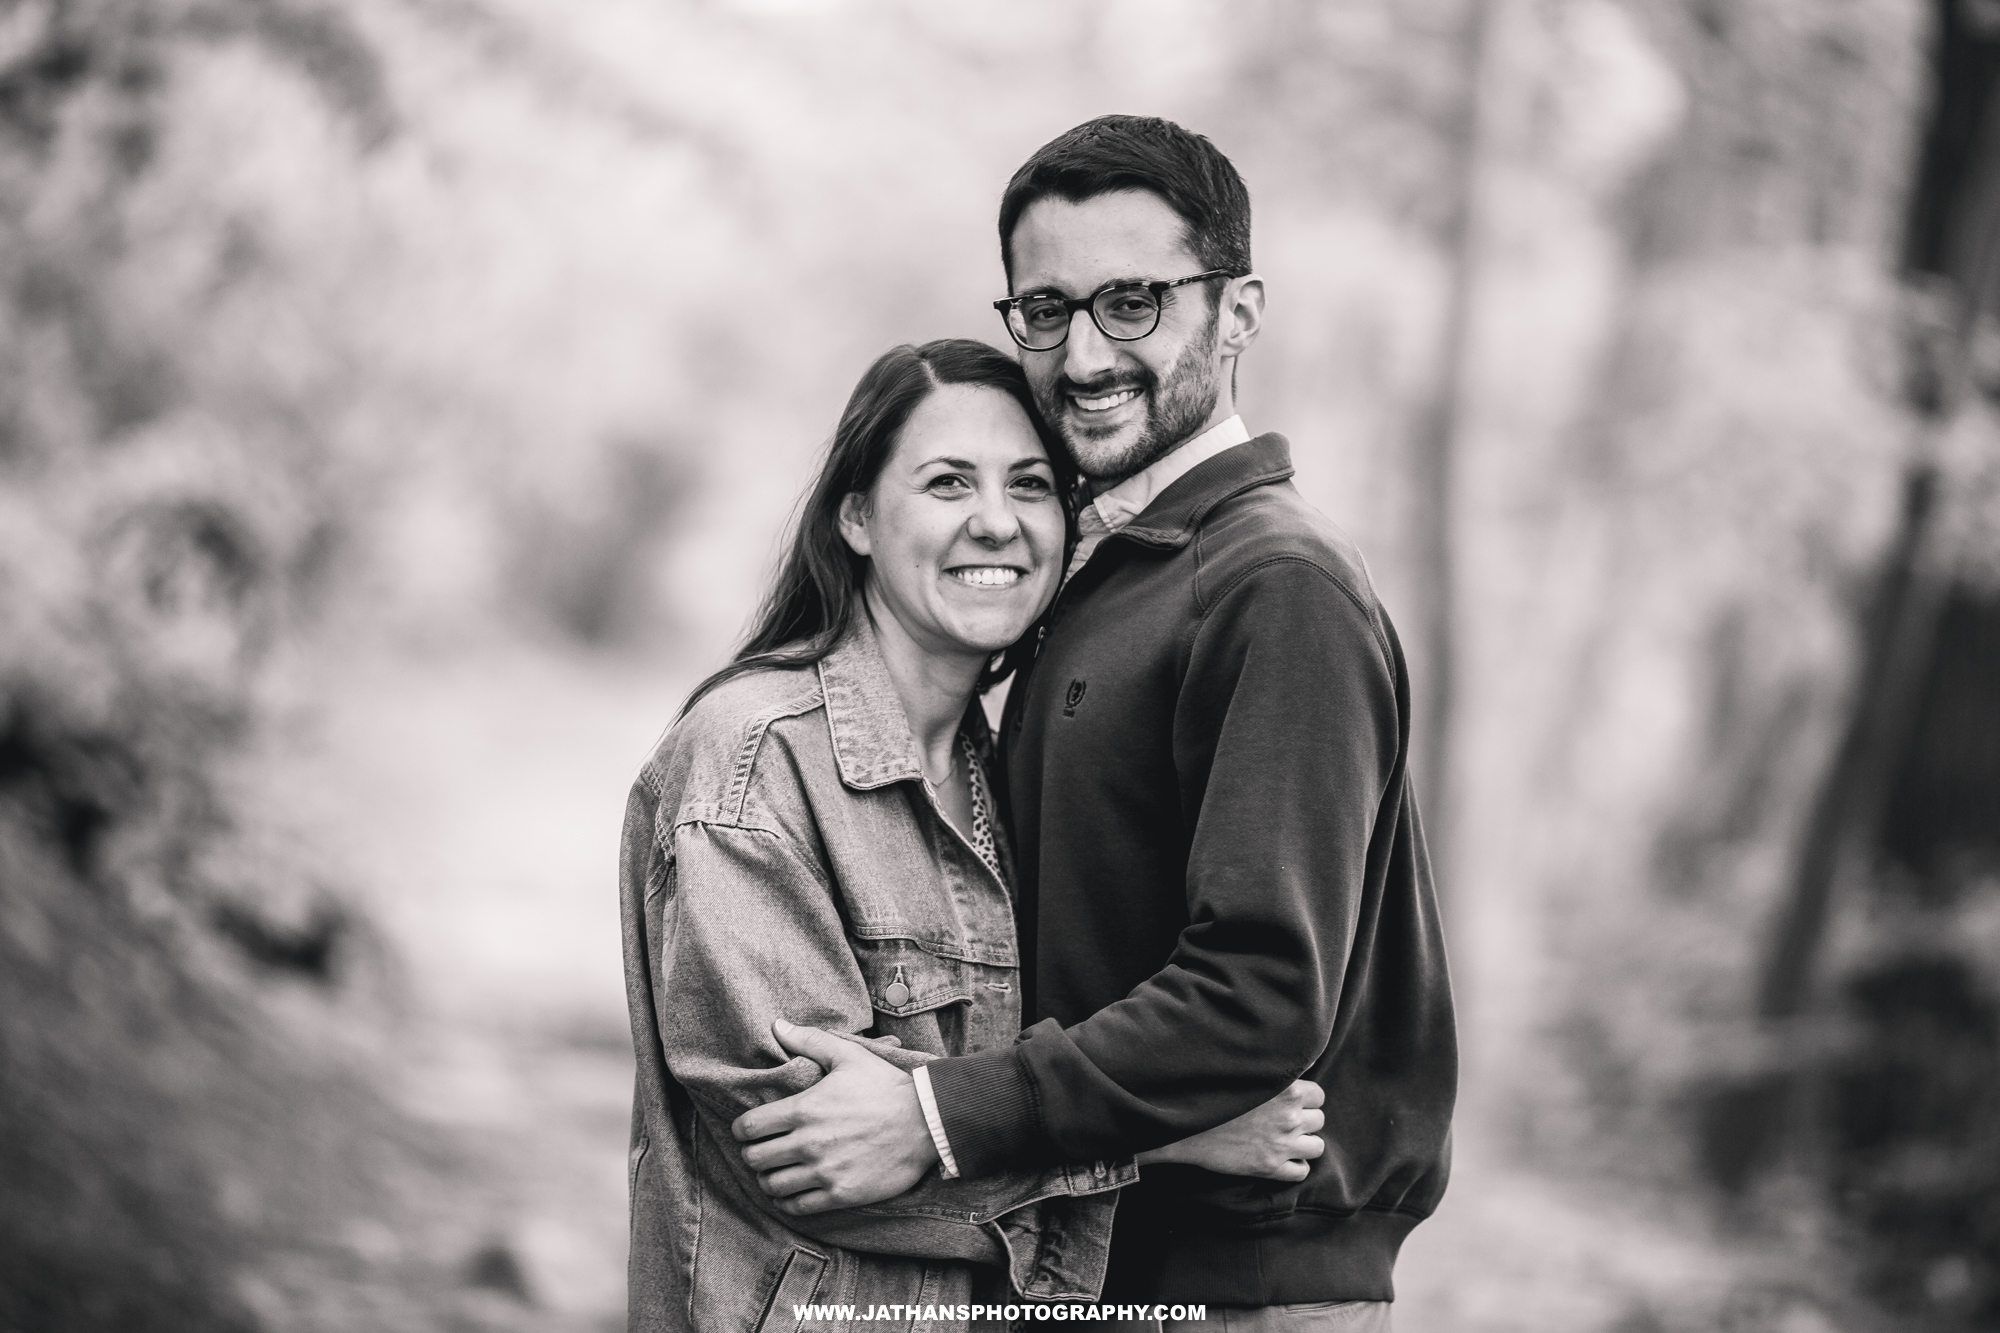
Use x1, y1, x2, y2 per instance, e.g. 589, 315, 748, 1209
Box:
1, 2, 1997, 1332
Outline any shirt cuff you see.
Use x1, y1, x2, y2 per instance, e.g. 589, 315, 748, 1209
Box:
911, 1064, 961, 1180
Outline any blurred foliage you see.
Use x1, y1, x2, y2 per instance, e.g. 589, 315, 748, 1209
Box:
0, 2, 552, 1329
1, 0, 1999, 1330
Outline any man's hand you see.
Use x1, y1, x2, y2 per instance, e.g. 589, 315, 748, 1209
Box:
731, 1020, 940, 1215
1137, 1079, 1326, 1182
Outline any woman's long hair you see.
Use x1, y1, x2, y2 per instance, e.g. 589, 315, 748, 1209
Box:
680, 339, 1073, 718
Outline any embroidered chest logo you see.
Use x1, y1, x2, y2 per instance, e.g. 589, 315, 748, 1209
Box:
1063, 678, 1087, 718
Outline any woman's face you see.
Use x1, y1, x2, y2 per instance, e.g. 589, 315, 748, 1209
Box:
839, 383, 1064, 661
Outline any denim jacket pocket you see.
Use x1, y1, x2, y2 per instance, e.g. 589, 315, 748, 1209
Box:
854, 936, 1028, 1070
754, 1246, 829, 1333
852, 937, 970, 1015
848, 935, 976, 1055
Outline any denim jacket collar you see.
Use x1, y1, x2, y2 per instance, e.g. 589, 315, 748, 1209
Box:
817, 611, 926, 792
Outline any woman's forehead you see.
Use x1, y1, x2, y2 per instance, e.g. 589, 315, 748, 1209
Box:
895, 385, 1048, 465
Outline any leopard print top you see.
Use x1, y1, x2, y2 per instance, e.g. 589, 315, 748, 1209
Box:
960, 733, 1004, 886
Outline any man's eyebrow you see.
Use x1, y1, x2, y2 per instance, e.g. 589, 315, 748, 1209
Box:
1014, 275, 1154, 297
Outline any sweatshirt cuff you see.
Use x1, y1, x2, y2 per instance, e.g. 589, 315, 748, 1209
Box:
923, 1046, 1043, 1179
909, 1064, 960, 1179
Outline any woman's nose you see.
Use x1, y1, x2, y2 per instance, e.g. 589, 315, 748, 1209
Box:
965, 486, 1022, 546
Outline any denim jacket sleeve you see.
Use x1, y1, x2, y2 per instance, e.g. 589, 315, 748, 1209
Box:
635, 797, 1133, 1300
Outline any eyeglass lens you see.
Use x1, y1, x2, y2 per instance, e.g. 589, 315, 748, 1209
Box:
1007, 286, 1162, 350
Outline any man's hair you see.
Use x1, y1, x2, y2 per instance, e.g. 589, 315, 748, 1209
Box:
998, 115, 1252, 285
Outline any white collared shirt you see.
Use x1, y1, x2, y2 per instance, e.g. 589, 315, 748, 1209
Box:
1090, 412, 1251, 531
1060, 414, 1251, 585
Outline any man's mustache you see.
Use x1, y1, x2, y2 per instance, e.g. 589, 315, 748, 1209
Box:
1050, 371, 1155, 401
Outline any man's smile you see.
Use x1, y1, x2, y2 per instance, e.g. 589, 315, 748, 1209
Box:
1070, 386, 1141, 413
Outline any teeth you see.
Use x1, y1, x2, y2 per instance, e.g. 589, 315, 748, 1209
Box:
1073, 388, 1140, 412
949, 567, 1023, 588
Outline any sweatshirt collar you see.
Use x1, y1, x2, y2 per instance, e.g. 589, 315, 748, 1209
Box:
1114, 432, 1297, 550
1088, 414, 1251, 532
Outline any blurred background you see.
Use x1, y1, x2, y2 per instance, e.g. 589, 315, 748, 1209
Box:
2, 0, 1998, 1329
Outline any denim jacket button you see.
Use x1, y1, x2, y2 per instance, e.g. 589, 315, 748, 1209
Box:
1092, 1160, 1107, 1179
884, 981, 910, 1007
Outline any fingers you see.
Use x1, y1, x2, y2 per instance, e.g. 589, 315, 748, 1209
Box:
757, 1164, 824, 1199
1290, 1079, 1326, 1109
733, 1101, 799, 1143
1246, 1132, 1324, 1182
775, 1188, 839, 1217
772, 1019, 852, 1071
1275, 1106, 1324, 1135
740, 1133, 811, 1172
1263, 1137, 1320, 1181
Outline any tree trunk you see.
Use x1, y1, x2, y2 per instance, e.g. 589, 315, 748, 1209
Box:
1411, 0, 1491, 903
1703, 0, 2000, 1192
1756, 465, 1947, 1021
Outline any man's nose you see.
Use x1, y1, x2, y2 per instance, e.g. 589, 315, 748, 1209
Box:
1061, 307, 1118, 382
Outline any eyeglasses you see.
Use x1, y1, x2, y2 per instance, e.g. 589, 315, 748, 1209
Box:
992, 270, 1233, 351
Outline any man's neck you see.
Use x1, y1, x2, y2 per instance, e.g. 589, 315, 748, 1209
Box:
1089, 399, 1242, 497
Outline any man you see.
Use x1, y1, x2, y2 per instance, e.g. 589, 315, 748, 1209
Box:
734, 116, 1456, 1330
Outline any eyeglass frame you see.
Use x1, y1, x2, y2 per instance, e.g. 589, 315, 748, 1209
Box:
991, 269, 1236, 351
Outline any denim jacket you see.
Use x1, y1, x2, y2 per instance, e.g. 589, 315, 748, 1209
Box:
620, 615, 1134, 1333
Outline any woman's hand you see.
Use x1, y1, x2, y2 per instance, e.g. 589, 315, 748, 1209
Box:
1136, 1080, 1326, 1182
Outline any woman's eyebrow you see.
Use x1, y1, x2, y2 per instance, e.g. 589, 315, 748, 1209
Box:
914, 456, 1053, 472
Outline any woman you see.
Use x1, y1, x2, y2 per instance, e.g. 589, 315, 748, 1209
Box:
619, 340, 1322, 1333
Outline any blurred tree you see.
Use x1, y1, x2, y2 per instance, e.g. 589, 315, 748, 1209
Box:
0, 4, 487, 1329
1408, 0, 1489, 896
1725, 0, 2000, 1156
1648, 0, 2000, 1325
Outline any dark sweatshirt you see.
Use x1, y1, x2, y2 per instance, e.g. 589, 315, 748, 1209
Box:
922, 434, 1457, 1306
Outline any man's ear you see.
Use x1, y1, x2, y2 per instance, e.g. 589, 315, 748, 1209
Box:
1217, 274, 1266, 360
837, 492, 872, 557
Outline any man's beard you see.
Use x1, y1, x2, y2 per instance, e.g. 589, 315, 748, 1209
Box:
1039, 320, 1221, 486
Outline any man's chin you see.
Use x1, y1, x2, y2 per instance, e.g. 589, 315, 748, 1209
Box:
1052, 409, 1132, 460
1062, 427, 1167, 484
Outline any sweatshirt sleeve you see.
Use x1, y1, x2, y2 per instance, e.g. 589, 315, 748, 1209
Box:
924, 557, 1401, 1173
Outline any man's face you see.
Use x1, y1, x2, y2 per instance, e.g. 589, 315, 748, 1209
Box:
1006, 190, 1226, 486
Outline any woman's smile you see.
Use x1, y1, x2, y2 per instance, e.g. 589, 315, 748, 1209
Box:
944, 564, 1027, 589
840, 382, 1065, 660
